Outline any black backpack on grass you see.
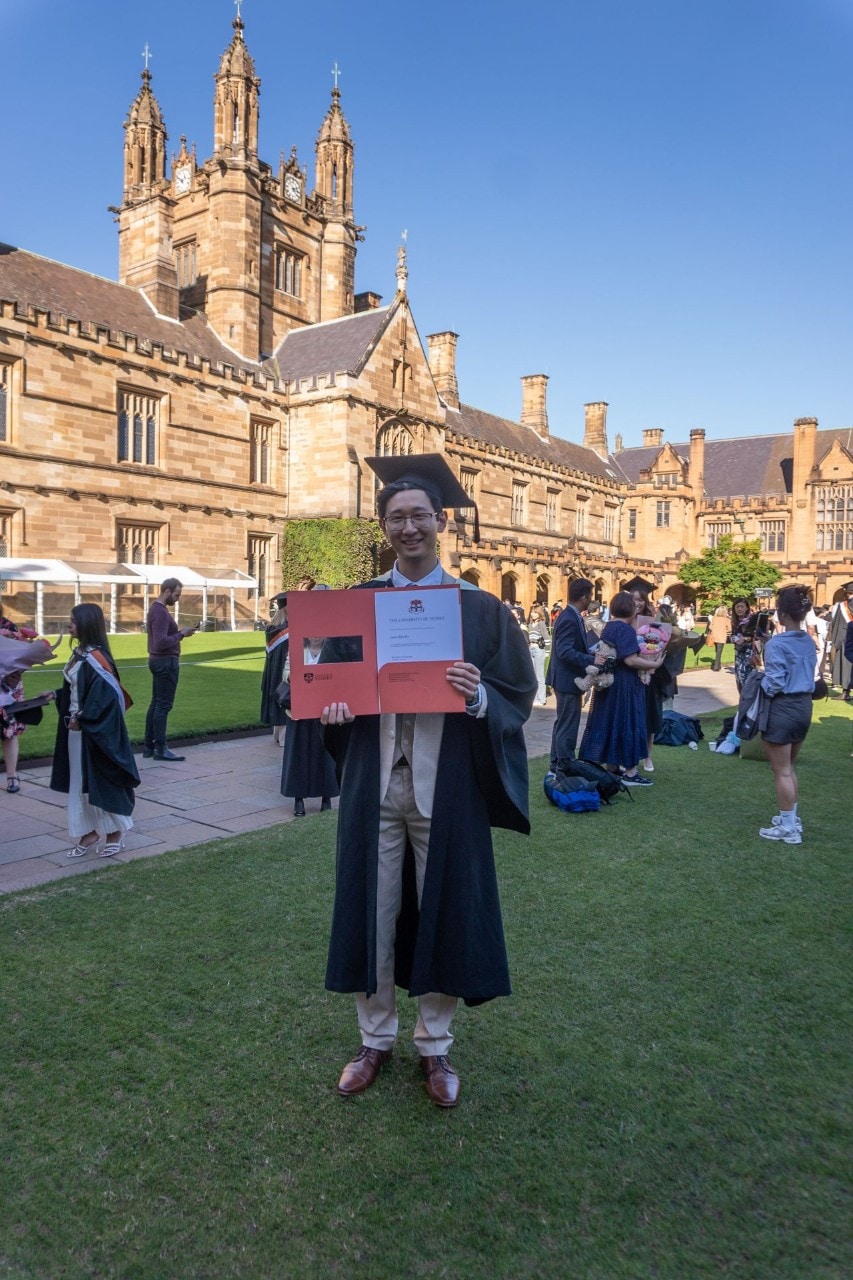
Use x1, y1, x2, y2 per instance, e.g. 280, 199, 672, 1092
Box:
554, 759, 630, 804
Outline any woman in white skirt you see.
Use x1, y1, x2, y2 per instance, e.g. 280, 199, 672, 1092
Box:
49, 605, 140, 858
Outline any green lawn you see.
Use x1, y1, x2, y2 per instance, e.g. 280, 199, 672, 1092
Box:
17, 633, 268, 759
2, 702, 850, 1279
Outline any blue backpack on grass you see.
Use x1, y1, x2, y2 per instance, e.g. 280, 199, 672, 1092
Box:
544, 771, 601, 813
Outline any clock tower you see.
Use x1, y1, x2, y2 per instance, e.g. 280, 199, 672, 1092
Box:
201, 9, 264, 358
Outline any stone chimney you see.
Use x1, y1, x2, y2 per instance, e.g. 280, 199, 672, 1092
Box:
426, 331, 459, 409
521, 374, 549, 437
688, 428, 705, 495
583, 401, 609, 457
792, 415, 818, 492
354, 291, 382, 312
642, 428, 664, 448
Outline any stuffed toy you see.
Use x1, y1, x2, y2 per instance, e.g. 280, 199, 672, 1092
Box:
635, 620, 669, 656
574, 641, 617, 693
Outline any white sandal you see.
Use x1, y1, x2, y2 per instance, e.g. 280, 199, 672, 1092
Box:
99, 839, 125, 858
67, 839, 99, 858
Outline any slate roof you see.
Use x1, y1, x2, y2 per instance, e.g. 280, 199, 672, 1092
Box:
447, 404, 620, 483
0, 243, 260, 373
612, 430, 853, 499
273, 307, 392, 383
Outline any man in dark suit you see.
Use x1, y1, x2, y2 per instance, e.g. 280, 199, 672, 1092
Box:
547, 577, 602, 770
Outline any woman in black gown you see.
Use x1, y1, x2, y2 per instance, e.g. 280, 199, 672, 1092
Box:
259, 593, 289, 745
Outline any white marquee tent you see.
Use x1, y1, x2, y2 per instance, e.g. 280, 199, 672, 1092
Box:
0, 560, 258, 633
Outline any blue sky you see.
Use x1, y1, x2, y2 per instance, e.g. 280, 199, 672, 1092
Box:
2, 0, 850, 449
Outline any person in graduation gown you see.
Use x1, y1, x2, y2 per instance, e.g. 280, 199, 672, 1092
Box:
280, 624, 339, 817
829, 588, 853, 699
321, 455, 536, 1108
259, 592, 290, 744
49, 604, 139, 858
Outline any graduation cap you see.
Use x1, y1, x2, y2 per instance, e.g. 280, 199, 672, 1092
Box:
842, 581, 853, 596
272, 591, 288, 607
621, 575, 656, 596
365, 453, 480, 541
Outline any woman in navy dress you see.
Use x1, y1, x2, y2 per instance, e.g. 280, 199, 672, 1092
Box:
580, 592, 666, 786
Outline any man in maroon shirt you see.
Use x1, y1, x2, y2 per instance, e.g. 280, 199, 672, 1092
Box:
143, 578, 197, 761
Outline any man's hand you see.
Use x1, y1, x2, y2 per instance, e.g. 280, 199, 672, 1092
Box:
446, 661, 481, 700
321, 701, 355, 726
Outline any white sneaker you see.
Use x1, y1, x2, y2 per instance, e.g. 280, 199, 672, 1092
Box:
759, 824, 802, 845
772, 813, 803, 833
641, 759, 654, 772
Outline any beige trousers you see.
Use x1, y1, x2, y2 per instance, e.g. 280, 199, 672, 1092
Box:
356, 764, 457, 1056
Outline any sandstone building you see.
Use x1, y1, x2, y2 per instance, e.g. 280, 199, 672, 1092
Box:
0, 11, 850, 627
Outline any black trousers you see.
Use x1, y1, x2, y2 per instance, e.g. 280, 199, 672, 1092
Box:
550, 689, 583, 770
145, 656, 180, 750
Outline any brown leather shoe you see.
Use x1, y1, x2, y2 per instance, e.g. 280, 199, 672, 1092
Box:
421, 1054, 461, 1107
337, 1046, 392, 1096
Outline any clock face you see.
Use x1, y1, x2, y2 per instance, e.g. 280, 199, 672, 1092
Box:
284, 174, 302, 202
174, 164, 191, 195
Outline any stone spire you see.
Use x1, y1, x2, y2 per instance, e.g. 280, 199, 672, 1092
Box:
314, 70, 357, 320
213, 7, 261, 164
122, 54, 168, 202
118, 50, 178, 317
315, 76, 354, 215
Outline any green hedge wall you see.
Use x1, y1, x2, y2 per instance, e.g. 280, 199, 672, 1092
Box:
280, 518, 385, 590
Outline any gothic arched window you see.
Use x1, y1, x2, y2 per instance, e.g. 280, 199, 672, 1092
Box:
376, 422, 414, 457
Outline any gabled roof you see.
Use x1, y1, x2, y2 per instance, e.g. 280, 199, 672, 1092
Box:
614, 434, 792, 499
273, 306, 392, 383
447, 404, 619, 482
615, 427, 853, 500
0, 243, 260, 373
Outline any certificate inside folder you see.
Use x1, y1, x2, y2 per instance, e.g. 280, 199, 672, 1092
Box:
287, 585, 465, 718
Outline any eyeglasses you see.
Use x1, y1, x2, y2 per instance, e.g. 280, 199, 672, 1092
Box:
382, 511, 438, 532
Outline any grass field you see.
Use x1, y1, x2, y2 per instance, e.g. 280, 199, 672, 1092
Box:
2, 701, 850, 1279
16, 633, 268, 760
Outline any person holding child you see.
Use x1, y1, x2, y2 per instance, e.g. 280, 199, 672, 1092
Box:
579, 591, 666, 786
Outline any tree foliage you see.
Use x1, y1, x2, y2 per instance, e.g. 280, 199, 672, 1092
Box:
677, 535, 782, 610
280, 518, 385, 590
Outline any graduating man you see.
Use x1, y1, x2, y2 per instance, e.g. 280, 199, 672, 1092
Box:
321, 454, 536, 1107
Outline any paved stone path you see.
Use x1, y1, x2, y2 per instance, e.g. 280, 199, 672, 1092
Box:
0, 667, 738, 895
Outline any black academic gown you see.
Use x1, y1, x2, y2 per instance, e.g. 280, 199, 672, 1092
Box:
260, 627, 289, 727
323, 581, 536, 1005
50, 655, 140, 817
829, 604, 853, 689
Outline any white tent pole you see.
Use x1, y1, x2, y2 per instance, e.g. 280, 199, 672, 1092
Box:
36, 581, 44, 635
202, 586, 209, 626
230, 588, 235, 631
143, 583, 150, 627
110, 584, 117, 634
175, 598, 180, 628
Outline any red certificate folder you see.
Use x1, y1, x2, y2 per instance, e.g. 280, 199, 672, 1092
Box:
286, 586, 465, 719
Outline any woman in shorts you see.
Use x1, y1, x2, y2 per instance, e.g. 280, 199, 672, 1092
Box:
757, 585, 815, 846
